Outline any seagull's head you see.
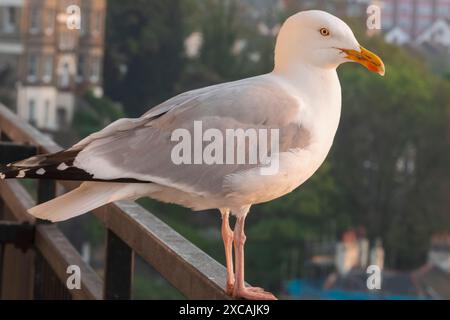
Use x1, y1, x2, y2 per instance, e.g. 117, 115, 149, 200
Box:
274, 10, 385, 76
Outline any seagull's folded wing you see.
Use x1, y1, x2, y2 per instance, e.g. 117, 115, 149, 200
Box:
73, 77, 309, 196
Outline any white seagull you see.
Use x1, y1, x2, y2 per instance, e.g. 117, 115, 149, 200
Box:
0, 11, 384, 300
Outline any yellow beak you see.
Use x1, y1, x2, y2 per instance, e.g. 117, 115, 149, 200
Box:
340, 46, 385, 76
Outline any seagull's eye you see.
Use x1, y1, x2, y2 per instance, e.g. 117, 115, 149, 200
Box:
319, 28, 330, 37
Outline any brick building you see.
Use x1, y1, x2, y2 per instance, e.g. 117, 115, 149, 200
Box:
0, 0, 106, 132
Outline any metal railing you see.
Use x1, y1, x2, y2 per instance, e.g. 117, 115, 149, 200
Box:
0, 103, 230, 300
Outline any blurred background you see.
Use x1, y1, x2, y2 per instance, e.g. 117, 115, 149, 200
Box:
0, 0, 449, 299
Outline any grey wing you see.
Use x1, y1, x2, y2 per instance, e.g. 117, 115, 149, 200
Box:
73, 76, 308, 196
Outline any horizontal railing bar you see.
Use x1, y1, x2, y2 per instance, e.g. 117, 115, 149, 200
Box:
104, 229, 133, 300
0, 206, 35, 299
0, 102, 231, 299
0, 221, 34, 251
0, 180, 35, 223
35, 224, 103, 300
95, 202, 230, 299
0, 104, 60, 154
0, 180, 103, 300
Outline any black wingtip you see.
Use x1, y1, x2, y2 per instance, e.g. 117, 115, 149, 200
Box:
0, 163, 14, 179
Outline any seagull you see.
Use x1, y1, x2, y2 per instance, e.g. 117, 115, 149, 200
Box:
0, 11, 384, 300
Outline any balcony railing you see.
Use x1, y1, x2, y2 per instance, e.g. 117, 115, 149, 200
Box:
0, 103, 230, 300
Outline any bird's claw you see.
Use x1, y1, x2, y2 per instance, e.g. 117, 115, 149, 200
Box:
232, 286, 278, 300
226, 285, 267, 297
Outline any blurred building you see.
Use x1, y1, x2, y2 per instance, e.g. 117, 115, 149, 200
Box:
415, 18, 450, 47
382, 0, 450, 38
280, 0, 450, 49
280, 0, 377, 18
335, 227, 378, 275
0, 0, 106, 132
290, 230, 450, 299
282, 0, 450, 31
303, 227, 384, 279
382, 1, 450, 71
408, 233, 450, 299
427, 233, 450, 273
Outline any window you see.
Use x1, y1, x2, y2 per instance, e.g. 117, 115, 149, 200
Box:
93, 11, 102, 34
382, 15, 394, 30
399, 17, 412, 31
28, 99, 36, 125
399, 3, 413, 14
80, 8, 89, 36
59, 31, 76, 50
417, 19, 431, 33
437, 1, 450, 16
346, 4, 362, 17
43, 55, 53, 83
3, 7, 17, 33
383, 2, 394, 14
57, 107, 67, 129
59, 62, 70, 88
44, 99, 50, 127
77, 55, 85, 81
30, 7, 40, 34
90, 57, 101, 83
417, 2, 433, 15
27, 54, 38, 82
46, 9, 55, 35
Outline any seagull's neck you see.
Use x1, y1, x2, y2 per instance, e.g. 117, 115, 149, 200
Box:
271, 62, 342, 153
272, 63, 338, 90
271, 62, 341, 113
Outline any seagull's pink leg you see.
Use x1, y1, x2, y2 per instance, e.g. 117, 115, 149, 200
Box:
220, 208, 234, 295
232, 211, 277, 300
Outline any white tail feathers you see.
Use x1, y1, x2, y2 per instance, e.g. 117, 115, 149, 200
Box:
28, 182, 154, 222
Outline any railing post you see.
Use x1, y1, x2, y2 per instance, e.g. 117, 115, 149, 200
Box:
34, 179, 52, 299
0, 198, 4, 297
104, 229, 133, 299
0, 129, 5, 296
0, 206, 34, 299
33, 179, 71, 299
0, 138, 36, 299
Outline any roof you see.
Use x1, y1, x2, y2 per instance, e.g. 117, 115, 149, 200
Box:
286, 271, 426, 300
413, 264, 450, 299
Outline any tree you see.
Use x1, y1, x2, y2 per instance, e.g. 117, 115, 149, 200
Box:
73, 91, 125, 139
178, 0, 266, 90
332, 33, 450, 269
104, 0, 191, 116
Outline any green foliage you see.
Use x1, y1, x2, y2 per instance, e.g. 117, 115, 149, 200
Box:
73, 91, 125, 139
333, 34, 450, 269
444, 72, 450, 83
133, 274, 184, 300
81, 215, 105, 245
104, 0, 192, 116
178, 0, 277, 90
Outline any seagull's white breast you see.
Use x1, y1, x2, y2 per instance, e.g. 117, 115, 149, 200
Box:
223, 70, 342, 206
124, 69, 343, 211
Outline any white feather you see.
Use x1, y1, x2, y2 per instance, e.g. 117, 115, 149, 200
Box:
28, 182, 156, 222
